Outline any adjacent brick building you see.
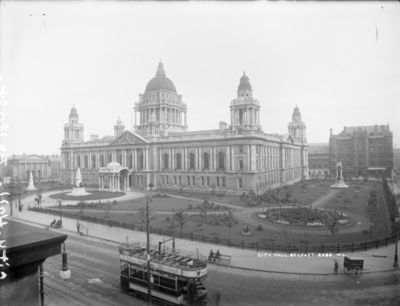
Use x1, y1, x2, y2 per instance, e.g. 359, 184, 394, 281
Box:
329, 125, 393, 178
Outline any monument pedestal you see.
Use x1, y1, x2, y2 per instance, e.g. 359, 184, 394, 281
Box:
70, 186, 91, 196
331, 179, 348, 189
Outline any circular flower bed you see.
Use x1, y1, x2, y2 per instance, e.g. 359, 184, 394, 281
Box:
257, 207, 350, 228
189, 213, 238, 226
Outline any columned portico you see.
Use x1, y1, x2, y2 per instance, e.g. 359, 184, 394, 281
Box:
98, 162, 132, 192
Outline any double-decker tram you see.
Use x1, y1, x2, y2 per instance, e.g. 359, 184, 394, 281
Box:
120, 243, 208, 305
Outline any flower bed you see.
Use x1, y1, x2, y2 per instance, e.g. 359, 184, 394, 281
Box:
256, 207, 350, 228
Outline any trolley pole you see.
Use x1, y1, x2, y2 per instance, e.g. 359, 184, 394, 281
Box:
146, 196, 152, 305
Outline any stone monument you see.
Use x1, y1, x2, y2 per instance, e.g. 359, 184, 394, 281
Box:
25, 171, 37, 191
331, 162, 348, 189
70, 167, 91, 196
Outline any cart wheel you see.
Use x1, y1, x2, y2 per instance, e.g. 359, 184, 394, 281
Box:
353, 267, 362, 277
343, 266, 350, 275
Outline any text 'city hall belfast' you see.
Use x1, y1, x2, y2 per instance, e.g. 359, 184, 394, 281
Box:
60, 63, 309, 194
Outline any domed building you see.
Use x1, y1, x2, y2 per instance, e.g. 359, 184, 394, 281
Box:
60, 62, 309, 193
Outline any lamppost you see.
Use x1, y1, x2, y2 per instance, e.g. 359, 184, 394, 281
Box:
394, 214, 399, 268
39, 242, 71, 306
145, 196, 153, 305
58, 199, 63, 225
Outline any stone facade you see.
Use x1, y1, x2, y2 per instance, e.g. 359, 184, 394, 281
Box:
329, 125, 393, 178
308, 143, 330, 179
60, 63, 309, 194
0, 154, 61, 182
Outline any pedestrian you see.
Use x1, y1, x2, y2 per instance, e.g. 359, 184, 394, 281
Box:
208, 249, 214, 262
76, 221, 80, 233
215, 250, 221, 262
334, 260, 338, 275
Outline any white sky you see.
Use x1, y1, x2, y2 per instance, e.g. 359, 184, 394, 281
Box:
1, 1, 399, 156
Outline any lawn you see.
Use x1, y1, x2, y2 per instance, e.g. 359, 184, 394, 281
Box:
40, 180, 391, 250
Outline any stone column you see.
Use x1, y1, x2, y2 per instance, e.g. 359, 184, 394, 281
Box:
226, 146, 230, 171
184, 112, 187, 126
145, 149, 149, 170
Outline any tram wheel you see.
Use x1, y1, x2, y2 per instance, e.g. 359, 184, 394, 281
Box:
343, 267, 351, 275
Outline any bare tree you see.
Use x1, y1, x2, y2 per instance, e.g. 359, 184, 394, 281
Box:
174, 209, 188, 234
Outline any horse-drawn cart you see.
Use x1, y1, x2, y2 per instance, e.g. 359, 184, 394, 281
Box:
343, 256, 364, 277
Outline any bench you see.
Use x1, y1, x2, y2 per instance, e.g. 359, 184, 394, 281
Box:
215, 254, 231, 264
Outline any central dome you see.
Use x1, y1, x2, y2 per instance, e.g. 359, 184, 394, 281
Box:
145, 62, 177, 93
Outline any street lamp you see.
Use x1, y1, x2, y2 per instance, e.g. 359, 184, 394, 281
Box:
58, 199, 63, 225
145, 196, 153, 305
394, 215, 399, 268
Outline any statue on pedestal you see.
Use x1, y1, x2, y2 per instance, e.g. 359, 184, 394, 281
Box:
26, 171, 37, 191
331, 162, 349, 189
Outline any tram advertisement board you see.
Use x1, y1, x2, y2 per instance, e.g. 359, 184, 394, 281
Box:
120, 254, 206, 277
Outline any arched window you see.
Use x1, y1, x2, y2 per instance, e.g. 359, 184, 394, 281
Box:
164, 153, 169, 169
218, 152, 224, 169
100, 155, 104, 167
118, 154, 122, 165
203, 152, 209, 169
239, 158, 244, 170
129, 154, 132, 169
108, 154, 112, 163
189, 153, 195, 169
77, 156, 81, 168
92, 156, 96, 169
84, 156, 88, 169
176, 153, 182, 169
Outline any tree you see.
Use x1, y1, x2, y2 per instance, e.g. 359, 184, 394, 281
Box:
104, 200, 112, 217
174, 209, 188, 234
211, 184, 216, 195
36, 187, 43, 208
148, 182, 154, 190
225, 209, 235, 240
200, 201, 208, 219
78, 201, 86, 214
325, 217, 339, 236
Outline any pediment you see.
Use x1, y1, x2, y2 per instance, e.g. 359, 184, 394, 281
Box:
110, 131, 149, 146
19, 154, 49, 161
283, 134, 295, 144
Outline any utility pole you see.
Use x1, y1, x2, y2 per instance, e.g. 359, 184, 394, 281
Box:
146, 196, 152, 305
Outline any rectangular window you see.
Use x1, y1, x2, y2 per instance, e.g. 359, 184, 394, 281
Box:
192, 176, 195, 186
179, 176, 181, 185
166, 176, 169, 184
222, 177, 226, 187
207, 177, 210, 187
174, 176, 177, 185
187, 176, 191, 186
216, 177, 220, 187
239, 160, 244, 170
238, 177, 242, 189
239, 145, 244, 153
201, 176, 204, 186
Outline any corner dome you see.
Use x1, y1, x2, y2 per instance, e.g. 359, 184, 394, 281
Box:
145, 62, 177, 93
107, 162, 122, 168
238, 72, 252, 92
69, 105, 79, 119
292, 106, 301, 120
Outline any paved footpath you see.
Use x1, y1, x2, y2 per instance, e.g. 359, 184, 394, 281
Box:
5, 202, 400, 276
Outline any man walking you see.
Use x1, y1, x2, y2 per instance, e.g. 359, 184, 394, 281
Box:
334, 260, 339, 275
76, 221, 80, 234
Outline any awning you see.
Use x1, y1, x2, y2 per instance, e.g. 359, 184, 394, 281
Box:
367, 167, 386, 171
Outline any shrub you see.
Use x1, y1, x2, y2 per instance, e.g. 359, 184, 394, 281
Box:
256, 224, 263, 231
187, 204, 193, 210
165, 216, 170, 222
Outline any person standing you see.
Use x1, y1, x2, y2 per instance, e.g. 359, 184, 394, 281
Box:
208, 249, 214, 262
334, 260, 339, 275
76, 221, 80, 233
